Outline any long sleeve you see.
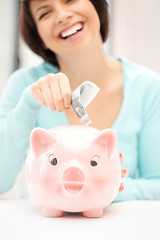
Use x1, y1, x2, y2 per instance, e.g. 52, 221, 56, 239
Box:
0, 70, 42, 194
114, 178, 160, 202
113, 60, 160, 202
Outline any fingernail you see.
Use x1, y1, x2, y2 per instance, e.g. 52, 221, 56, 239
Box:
119, 152, 124, 158
119, 184, 124, 192
119, 153, 122, 157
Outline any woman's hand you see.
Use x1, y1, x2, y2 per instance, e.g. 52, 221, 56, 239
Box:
30, 72, 72, 112
119, 152, 129, 192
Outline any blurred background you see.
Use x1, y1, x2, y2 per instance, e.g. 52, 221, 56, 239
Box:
0, 0, 160, 197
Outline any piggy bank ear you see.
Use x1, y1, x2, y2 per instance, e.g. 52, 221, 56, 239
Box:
93, 129, 117, 158
30, 128, 56, 157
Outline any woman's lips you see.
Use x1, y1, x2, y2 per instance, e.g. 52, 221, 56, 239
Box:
58, 22, 85, 41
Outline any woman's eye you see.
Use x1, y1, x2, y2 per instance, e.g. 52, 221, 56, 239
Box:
66, 0, 75, 3
39, 11, 50, 20
48, 154, 58, 166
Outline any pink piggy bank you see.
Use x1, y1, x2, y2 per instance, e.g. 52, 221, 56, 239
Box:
25, 125, 121, 218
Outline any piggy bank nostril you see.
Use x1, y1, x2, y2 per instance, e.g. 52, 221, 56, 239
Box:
62, 167, 85, 182
62, 167, 85, 194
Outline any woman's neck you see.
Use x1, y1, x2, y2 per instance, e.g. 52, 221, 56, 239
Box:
57, 42, 115, 91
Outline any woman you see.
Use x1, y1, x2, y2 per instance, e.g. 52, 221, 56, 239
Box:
0, 0, 160, 201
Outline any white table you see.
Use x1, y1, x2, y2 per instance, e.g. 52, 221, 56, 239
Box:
0, 199, 160, 240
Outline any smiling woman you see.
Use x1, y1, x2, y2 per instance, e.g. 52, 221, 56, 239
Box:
19, 0, 109, 68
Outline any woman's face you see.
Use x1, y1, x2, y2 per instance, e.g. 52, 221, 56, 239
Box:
30, 0, 102, 58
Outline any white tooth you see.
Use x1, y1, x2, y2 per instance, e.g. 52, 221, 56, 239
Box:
62, 28, 77, 38
75, 23, 83, 31
61, 23, 83, 38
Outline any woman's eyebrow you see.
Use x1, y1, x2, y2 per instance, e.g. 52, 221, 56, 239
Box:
35, 5, 49, 14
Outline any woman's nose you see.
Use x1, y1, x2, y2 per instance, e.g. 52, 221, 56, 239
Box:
55, 8, 72, 24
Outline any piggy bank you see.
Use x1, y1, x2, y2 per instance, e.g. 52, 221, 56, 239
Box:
25, 125, 121, 218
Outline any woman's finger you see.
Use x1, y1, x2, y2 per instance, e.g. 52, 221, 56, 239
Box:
119, 183, 124, 192
59, 73, 72, 109
49, 75, 64, 112
119, 152, 124, 163
39, 78, 56, 111
30, 84, 47, 107
121, 168, 129, 178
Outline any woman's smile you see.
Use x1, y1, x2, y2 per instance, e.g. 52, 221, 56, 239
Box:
58, 21, 85, 42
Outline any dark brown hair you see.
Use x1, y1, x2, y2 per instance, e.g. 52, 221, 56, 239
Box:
19, 0, 109, 68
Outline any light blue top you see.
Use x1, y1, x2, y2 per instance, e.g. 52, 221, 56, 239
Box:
0, 58, 160, 201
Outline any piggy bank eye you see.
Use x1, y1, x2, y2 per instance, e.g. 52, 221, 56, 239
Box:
90, 155, 100, 167
48, 154, 58, 166
90, 160, 98, 167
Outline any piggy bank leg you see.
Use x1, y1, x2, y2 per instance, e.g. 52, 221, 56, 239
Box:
83, 209, 103, 218
42, 208, 63, 218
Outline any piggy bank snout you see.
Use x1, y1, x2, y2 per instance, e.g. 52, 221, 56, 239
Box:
62, 167, 85, 194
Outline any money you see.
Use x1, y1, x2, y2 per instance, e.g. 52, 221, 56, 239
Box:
72, 81, 100, 125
